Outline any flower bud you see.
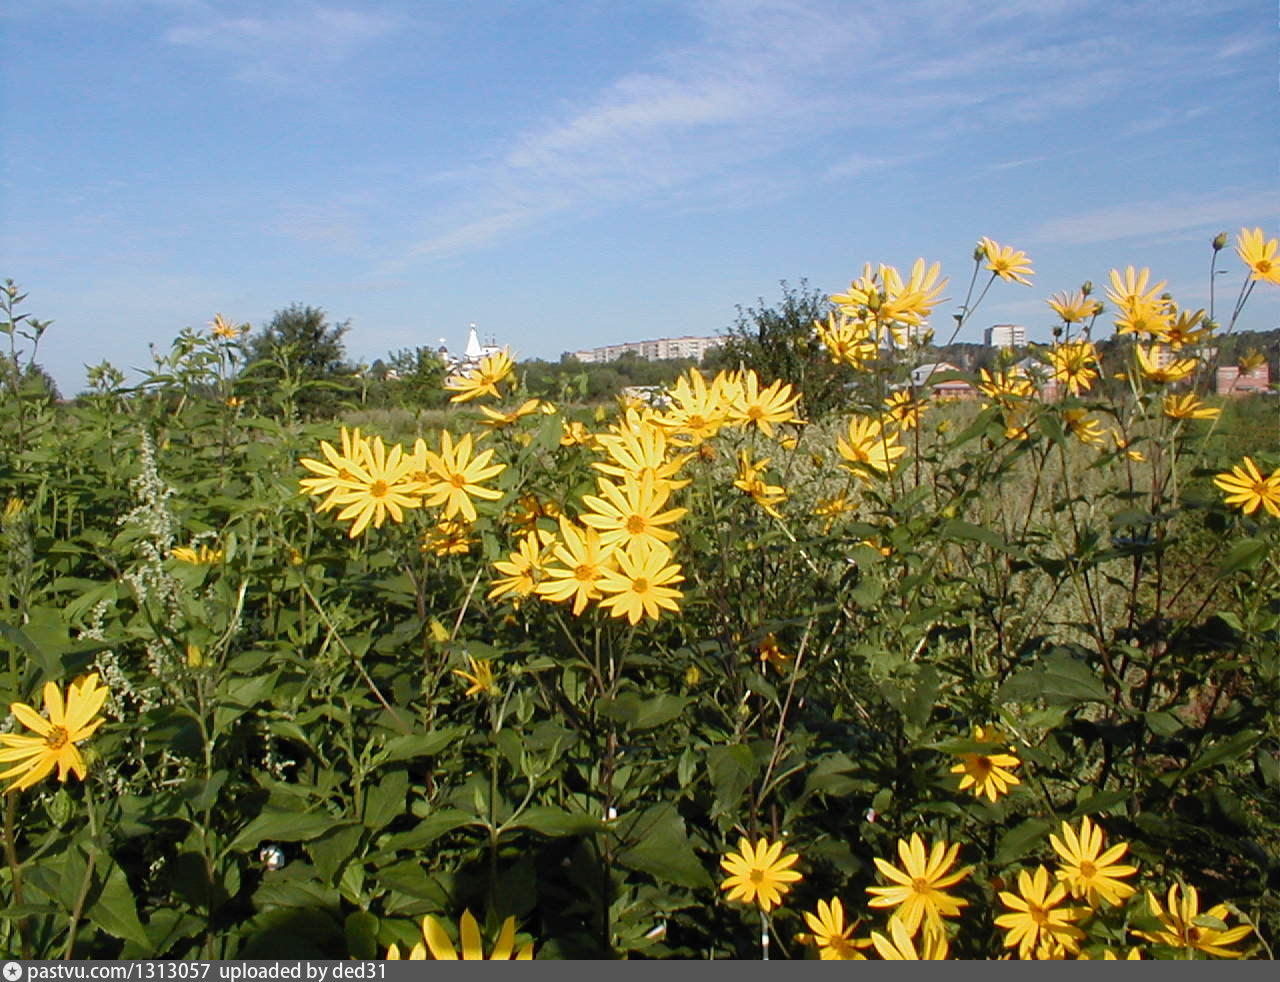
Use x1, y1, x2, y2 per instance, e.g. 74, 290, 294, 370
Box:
1081, 281, 1093, 296
1212, 232, 1228, 252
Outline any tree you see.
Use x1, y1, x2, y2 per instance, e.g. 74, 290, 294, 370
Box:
386, 346, 449, 410
707, 279, 849, 419
244, 303, 353, 418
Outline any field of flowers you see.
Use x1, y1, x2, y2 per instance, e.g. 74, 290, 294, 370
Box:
0, 230, 1277, 960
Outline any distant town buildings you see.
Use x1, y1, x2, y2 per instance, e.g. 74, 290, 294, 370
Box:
571, 335, 722, 364
984, 324, 1026, 348
438, 324, 507, 387
909, 362, 976, 399
1217, 361, 1271, 396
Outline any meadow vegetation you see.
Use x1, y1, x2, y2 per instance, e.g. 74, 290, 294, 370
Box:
0, 228, 1277, 959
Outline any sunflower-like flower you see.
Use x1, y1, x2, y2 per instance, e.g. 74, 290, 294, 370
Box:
1064, 409, 1106, 447
386, 910, 534, 959
1106, 266, 1167, 315
1135, 344, 1197, 385
580, 473, 687, 553
727, 370, 801, 437
298, 426, 369, 513
814, 311, 878, 368
884, 390, 927, 430
1235, 227, 1280, 285
797, 898, 872, 960
994, 865, 1086, 959
866, 832, 971, 936
1162, 393, 1219, 421
733, 450, 787, 519
757, 633, 794, 673
870, 918, 950, 960
170, 544, 224, 565
0, 674, 109, 792
535, 517, 616, 615
210, 313, 247, 339
948, 725, 1020, 802
1213, 456, 1280, 517
1158, 306, 1212, 349
445, 348, 515, 403
422, 517, 474, 557
593, 416, 690, 488
487, 529, 554, 602
1046, 290, 1102, 324
595, 541, 684, 625
1049, 815, 1138, 908
1050, 340, 1099, 396
719, 836, 802, 913
979, 237, 1034, 286
655, 368, 732, 446
419, 431, 506, 523
1132, 883, 1253, 958
836, 415, 905, 482
327, 436, 424, 538
451, 655, 499, 700
978, 367, 1035, 409
478, 398, 543, 428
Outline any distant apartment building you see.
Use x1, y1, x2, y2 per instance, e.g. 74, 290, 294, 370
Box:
572, 335, 722, 364
984, 323, 1026, 348
909, 362, 977, 399
1217, 362, 1271, 396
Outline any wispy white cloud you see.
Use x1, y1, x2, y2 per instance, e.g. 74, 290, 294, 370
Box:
1037, 190, 1280, 246
165, 4, 396, 83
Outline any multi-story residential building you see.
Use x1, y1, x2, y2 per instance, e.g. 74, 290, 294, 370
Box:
571, 335, 723, 364
984, 324, 1026, 348
1217, 362, 1271, 395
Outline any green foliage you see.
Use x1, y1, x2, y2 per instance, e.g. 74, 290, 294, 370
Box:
244, 304, 355, 419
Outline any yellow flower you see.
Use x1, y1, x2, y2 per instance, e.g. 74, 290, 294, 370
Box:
2, 497, 24, 520
757, 633, 794, 673
836, 415, 905, 482
655, 368, 732, 446
814, 494, 852, 531
1046, 290, 1101, 324
170, 544, 224, 565
593, 416, 690, 488
1111, 428, 1144, 462
487, 529, 554, 602
814, 311, 877, 368
798, 898, 872, 960
1107, 266, 1167, 314
994, 865, 1086, 959
870, 918, 949, 960
1049, 815, 1138, 908
719, 836, 802, 913
866, 832, 971, 936
884, 390, 927, 431
949, 725, 1020, 802
727, 369, 801, 437
1213, 456, 1280, 518
452, 654, 499, 699
733, 450, 787, 519
420, 431, 506, 523
445, 348, 515, 403
326, 436, 423, 538
979, 237, 1034, 286
0, 674, 109, 792
210, 313, 246, 339
882, 259, 948, 331
386, 910, 534, 959
1132, 883, 1253, 958
1162, 393, 1219, 421
1235, 227, 1280, 285
1159, 306, 1212, 349
1135, 344, 1197, 385
978, 367, 1035, 409
559, 419, 596, 447
422, 517, 474, 556
507, 493, 561, 532
1050, 340, 1099, 396
478, 398, 543, 428
595, 541, 684, 625
298, 426, 369, 513
535, 517, 615, 615
580, 473, 687, 553
1063, 409, 1105, 447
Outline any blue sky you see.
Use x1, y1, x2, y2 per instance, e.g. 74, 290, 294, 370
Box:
2, 0, 1277, 396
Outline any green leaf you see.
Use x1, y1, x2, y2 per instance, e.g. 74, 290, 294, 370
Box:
996, 649, 1109, 706
1068, 789, 1130, 818
598, 692, 690, 730
994, 818, 1053, 866
1220, 538, 1267, 573
707, 744, 757, 816
505, 806, 604, 838
615, 804, 714, 889
1180, 729, 1263, 779
229, 807, 338, 853
377, 727, 464, 765
378, 809, 479, 853
306, 822, 364, 884
941, 519, 1008, 552
88, 862, 152, 953
363, 769, 409, 831
345, 911, 380, 960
